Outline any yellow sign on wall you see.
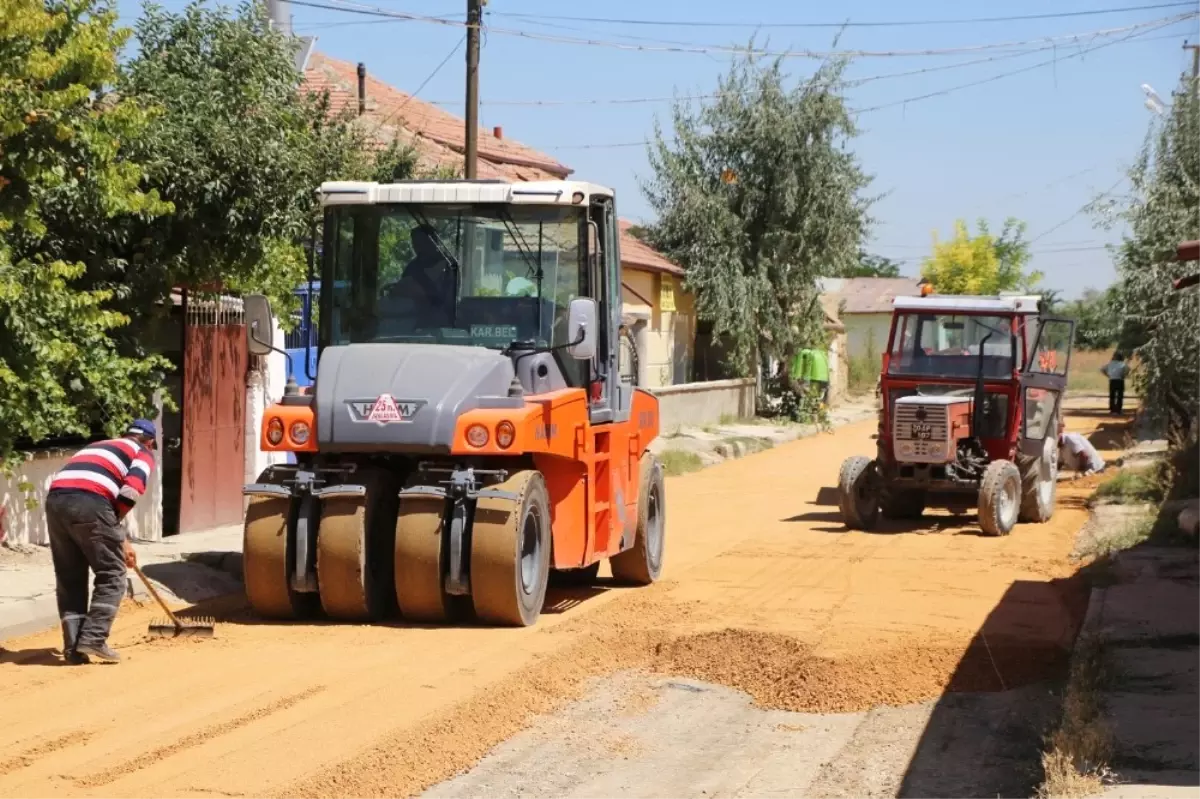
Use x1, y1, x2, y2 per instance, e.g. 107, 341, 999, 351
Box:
659, 275, 676, 313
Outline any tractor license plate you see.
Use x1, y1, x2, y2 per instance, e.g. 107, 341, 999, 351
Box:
910, 422, 933, 440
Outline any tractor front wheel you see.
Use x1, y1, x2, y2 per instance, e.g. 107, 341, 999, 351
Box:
1017, 435, 1058, 523
978, 460, 1022, 536
838, 456, 880, 530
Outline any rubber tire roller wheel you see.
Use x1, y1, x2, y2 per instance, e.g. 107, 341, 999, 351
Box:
610, 452, 665, 585
244, 489, 318, 620
394, 487, 450, 623
978, 459, 1022, 537
1017, 435, 1058, 524
317, 470, 397, 621
470, 470, 551, 627
838, 456, 881, 531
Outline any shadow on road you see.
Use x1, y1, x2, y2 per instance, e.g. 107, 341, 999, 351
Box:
0, 646, 68, 668
178, 578, 615, 630
895, 572, 1091, 798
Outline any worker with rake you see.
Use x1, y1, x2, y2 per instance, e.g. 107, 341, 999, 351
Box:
44, 420, 157, 665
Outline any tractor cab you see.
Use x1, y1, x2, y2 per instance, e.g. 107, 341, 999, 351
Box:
838, 293, 1075, 537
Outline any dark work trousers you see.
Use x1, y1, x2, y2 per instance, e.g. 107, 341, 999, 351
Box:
45, 490, 127, 651
1109, 378, 1126, 414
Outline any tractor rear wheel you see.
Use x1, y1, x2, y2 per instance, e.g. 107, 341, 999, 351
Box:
1017, 435, 1058, 523
838, 456, 880, 530
611, 453, 665, 585
243, 478, 318, 620
978, 460, 1022, 536
471, 471, 551, 627
317, 470, 396, 621
394, 488, 450, 623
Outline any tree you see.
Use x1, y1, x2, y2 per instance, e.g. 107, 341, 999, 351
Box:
919, 218, 1041, 295
1060, 285, 1122, 350
0, 0, 172, 467
642, 48, 873, 380
1092, 71, 1198, 438
846, 251, 901, 278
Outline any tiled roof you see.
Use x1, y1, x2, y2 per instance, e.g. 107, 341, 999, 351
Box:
821, 277, 922, 314
301, 53, 680, 277
302, 53, 571, 182
617, 220, 684, 277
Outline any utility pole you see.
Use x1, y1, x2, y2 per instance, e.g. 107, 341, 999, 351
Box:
1186, 40, 1199, 81
464, 0, 483, 179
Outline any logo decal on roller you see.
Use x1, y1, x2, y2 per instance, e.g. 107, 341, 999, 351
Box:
346, 394, 426, 425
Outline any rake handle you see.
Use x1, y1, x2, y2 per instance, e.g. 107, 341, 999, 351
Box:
131, 562, 183, 630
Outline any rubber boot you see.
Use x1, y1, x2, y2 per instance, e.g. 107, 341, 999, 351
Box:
61, 616, 89, 665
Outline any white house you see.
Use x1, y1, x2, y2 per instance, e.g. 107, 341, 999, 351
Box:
820, 277, 923, 361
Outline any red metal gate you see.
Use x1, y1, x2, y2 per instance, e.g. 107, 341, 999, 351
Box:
180, 296, 248, 534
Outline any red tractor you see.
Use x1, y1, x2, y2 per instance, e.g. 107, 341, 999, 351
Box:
838, 293, 1075, 536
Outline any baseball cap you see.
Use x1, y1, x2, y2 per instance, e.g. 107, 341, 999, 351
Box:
126, 419, 158, 439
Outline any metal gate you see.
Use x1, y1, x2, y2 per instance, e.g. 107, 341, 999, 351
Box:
180, 295, 248, 534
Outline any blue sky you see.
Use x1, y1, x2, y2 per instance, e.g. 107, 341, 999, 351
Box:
114, 0, 1200, 298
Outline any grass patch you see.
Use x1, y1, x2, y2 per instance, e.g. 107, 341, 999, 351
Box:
1037, 637, 1113, 798
847, 353, 878, 395
1077, 512, 1155, 560
1091, 469, 1164, 506
660, 449, 704, 477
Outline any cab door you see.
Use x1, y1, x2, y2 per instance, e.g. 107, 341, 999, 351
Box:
1020, 316, 1076, 449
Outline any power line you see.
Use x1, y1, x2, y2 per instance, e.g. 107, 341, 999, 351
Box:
538, 18, 1185, 150
295, 1, 1197, 31
488, 2, 1198, 29
366, 33, 465, 138
1029, 177, 1128, 243
286, 1, 1192, 60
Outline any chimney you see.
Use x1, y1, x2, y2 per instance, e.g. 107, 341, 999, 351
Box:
357, 62, 366, 116
492, 126, 503, 140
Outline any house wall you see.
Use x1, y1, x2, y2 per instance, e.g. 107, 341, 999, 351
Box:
621, 267, 695, 388
650, 378, 757, 431
0, 400, 165, 547
843, 313, 892, 361
827, 330, 849, 405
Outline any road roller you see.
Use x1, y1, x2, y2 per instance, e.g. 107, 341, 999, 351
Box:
241, 179, 665, 627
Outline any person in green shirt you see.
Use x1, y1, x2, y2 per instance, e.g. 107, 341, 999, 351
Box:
789, 346, 830, 405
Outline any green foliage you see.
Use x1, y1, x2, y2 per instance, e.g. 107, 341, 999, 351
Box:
643, 47, 874, 377
1091, 72, 1199, 439
846, 251, 902, 278
1091, 468, 1164, 505
1060, 286, 1123, 350
112, 1, 397, 319
0, 0, 172, 468
920, 218, 1041, 295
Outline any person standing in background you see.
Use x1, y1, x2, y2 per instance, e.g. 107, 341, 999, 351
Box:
1102, 351, 1129, 415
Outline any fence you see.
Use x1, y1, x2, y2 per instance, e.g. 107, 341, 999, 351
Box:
649, 378, 758, 432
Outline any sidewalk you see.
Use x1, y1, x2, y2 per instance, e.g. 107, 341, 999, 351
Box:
0, 524, 244, 641
1092, 541, 1199, 797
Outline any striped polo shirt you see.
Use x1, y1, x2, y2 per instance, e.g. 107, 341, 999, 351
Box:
49, 438, 155, 515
